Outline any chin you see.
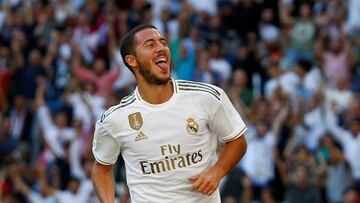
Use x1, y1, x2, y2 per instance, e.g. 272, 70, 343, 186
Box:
154, 76, 170, 85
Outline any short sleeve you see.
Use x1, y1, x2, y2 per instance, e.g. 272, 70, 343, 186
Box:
209, 89, 247, 142
92, 121, 120, 165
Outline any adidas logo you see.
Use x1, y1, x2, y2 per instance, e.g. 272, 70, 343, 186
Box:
135, 131, 148, 142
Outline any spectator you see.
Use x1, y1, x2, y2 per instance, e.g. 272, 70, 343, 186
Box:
315, 28, 355, 88
325, 144, 353, 203
326, 106, 360, 192
240, 119, 277, 203
208, 40, 232, 88
280, 3, 316, 69
173, 43, 196, 80
71, 47, 121, 97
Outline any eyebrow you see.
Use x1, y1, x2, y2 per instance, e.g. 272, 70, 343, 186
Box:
142, 37, 167, 45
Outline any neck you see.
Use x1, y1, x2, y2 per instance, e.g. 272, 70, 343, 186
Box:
137, 79, 173, 104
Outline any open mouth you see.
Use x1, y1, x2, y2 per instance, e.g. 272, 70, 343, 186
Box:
154, 56, 168, 71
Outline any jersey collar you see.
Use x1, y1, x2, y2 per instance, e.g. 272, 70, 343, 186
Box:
135, 78, 178, 109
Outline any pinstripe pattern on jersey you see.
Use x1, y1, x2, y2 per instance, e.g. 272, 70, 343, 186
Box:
100, 92, 136, 122
177, 80, 221, 100
177, 80, 220, 95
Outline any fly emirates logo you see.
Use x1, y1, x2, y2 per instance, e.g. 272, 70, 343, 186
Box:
140, 144, 203, 175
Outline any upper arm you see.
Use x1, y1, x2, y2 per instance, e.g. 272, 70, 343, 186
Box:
92, 121, 121, 165
93, 161, 113, 174
72, 64, 96, 81
209, 89, 247, 142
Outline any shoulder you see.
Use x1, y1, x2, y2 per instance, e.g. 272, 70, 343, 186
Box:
176, 80, 223, 101
99, 91, 136, 123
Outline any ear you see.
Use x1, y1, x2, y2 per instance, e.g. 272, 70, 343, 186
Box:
125, 55, 137, 68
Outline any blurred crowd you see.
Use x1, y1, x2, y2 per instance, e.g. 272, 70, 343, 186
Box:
0, 0, 359, 203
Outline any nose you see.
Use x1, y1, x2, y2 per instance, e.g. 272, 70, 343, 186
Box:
155, 41, 166, 53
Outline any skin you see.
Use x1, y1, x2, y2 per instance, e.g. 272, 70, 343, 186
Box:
92, 28, 247, 202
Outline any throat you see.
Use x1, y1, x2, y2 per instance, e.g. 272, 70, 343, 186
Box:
138, 80, 174, 104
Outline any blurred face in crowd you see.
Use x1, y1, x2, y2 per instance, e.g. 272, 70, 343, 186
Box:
198, 50, 210, 70
210, 14, 221, 29
321, 134, 334, 149
29, 49, 42, 67
84, 80, 97, 94
189, 27, 201, 40
127, 28, 171, 85
295, 167, 308, 188
348, 119, 360, 136
78, 13, 89, 27
232, 69, 248, 88
93, 58, 106, 75
262, 8, 274, 23
68, 178, 80, 194
237, 44, 249, 60
14, 94, 26, 111
54, 112, 68, 128
179, 45, 188, 59
1, 117, 11, 137
343, 188, 359, 203
0, 46, 9, 60
209, 42, 221, 58
330, 38, 342, 53
266, 64, 280, 78
256, 120, 268, 137
329, 146, 342, 164
73, 118, 83, 132
299, 4, 311, 20
297, 146, 310, 163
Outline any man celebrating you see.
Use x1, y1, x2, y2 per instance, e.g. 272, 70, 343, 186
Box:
92, 24, 247, 203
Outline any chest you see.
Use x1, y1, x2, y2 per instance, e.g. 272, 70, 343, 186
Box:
116, 105, 212, 160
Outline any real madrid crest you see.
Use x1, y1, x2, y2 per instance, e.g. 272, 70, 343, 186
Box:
186, 116, 199, 135
129, 112, 143, 130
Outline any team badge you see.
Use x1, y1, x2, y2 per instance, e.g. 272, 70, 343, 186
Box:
186, 117, 199, 135
129, 112, 143, 130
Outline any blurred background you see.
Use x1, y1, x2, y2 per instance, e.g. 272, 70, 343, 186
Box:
0, 0, 359, 203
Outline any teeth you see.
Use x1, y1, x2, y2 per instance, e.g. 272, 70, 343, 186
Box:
155, 57, 167, 64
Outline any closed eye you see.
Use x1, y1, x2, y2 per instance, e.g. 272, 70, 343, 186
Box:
145, 43, 153, 48
160, 39, 168, 47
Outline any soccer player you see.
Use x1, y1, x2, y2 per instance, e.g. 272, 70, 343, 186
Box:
92, 24, 247, 203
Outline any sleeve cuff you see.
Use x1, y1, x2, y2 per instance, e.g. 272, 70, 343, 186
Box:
220, 126, 247, 143
93, 153, 114, 166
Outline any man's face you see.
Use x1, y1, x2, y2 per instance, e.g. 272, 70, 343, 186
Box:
132, 28, 171, 85
93, 59, 106, 75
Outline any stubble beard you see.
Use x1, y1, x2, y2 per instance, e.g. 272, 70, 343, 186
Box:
138, 62, 170, 85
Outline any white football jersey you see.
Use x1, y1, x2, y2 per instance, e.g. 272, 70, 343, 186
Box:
93, 79, 247, 203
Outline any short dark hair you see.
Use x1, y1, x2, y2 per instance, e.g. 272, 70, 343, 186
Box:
120, 24, 157, 70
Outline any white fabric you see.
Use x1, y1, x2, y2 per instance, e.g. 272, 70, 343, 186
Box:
68, 92, 105, 131
209, 58, 232, 81
303, 108, 326, 151
0, 11, 5, 32
9, 109, 25, 140
260, 24, 280, 42
148, 0, 168, 20
326, 109, 360, 179
325, 87, 354, 113
187, 0, 217, 15
93, 79, 246, 203
28, 192, 57, 203
304, 67, 323, 94
70, 138, 85, 179
37, 106, 76, 158
265, 71, 301, 98
241, 131, 275, 185
112, 50, 136, 90
55, 180, 94, 203
347, 0, 360, 30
